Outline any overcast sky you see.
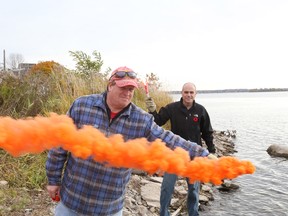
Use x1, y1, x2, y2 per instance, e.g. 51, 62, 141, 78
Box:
1, 0, 288, 90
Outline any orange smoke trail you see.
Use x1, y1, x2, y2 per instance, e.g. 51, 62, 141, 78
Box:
0, 113, 256, 185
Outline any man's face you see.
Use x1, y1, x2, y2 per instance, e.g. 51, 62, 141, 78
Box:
108, 84, 135, 109
182, 84, 196, 105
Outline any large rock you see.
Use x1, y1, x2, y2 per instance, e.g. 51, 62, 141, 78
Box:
267, 144, 288, 159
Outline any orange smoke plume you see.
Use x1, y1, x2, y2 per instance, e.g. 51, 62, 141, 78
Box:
0, 113, 255, 185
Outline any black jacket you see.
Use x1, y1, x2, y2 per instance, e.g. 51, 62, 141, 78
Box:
150, 98, 215, 153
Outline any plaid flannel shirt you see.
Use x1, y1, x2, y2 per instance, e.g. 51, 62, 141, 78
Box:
46, 92, 208, 215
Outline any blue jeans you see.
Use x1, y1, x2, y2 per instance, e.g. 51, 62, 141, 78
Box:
55, 201, 123, 216
160, 173, 200, 216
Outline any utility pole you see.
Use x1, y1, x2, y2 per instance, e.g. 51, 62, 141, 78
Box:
3, 49, 6, 71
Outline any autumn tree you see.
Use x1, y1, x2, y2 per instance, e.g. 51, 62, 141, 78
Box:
28, 61, 64, 74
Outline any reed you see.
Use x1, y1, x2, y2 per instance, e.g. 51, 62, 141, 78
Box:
0, 69, 172, 189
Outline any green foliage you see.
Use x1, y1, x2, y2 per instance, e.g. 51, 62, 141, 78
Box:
0, 185, 33, 214
0, 73, 46, 118
0, 150, 47, 189
0, 65, 108, 118
0, 68, 68, 117
0, 50, 174, 214
69, 50, 111, 78
0, 49, 173, 192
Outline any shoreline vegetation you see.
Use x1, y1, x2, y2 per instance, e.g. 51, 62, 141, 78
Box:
168, 87, 288, 94
0, 56, 191, 215
0, 51, 284, 215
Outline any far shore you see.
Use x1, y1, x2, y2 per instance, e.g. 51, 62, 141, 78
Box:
168, 88, 288, 94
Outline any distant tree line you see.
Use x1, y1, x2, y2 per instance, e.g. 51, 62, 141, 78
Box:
169, 88, 288, 94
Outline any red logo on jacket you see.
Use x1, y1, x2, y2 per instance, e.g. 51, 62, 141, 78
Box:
193, 114, 198, 122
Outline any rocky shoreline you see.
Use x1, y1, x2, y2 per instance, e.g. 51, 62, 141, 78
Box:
123, 130, 238, 216
0, 130, 237, 216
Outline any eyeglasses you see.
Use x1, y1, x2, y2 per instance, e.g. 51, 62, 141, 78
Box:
110, 71, 137, 80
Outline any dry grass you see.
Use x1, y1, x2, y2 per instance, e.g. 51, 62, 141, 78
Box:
0, 70, 173, 215
0, 150, 47, 189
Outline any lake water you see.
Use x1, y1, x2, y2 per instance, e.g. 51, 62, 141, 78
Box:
171, 92, 288, 216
